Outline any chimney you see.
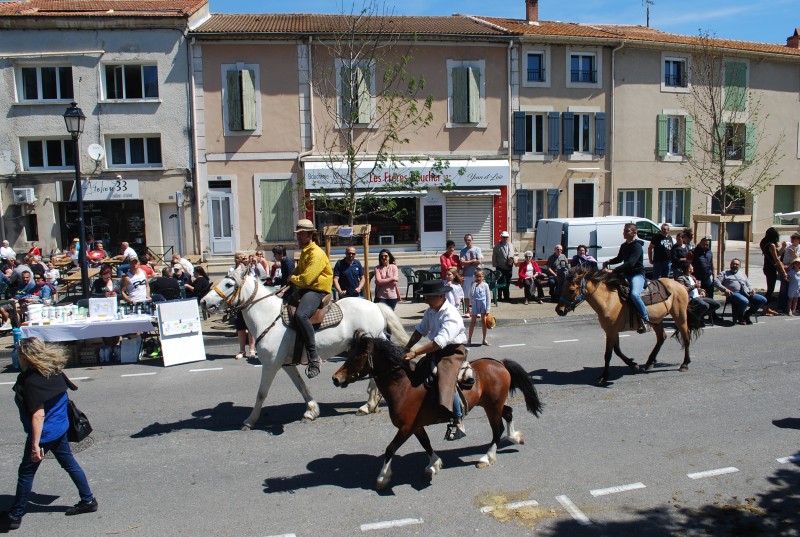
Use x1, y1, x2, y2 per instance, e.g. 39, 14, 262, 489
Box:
787, 28, 800, 49
526, 0, 539, 24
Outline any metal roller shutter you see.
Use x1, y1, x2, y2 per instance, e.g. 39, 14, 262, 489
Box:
445, 196, 494, 251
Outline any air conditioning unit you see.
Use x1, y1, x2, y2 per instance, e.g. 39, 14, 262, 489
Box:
12, 187, 37, 204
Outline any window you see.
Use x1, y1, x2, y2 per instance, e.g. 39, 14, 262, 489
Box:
516, 188, 559, 231
657, 114, 694, 159
527, 52, 545, 82
513, 111, 560, 156
561, 110, 606, 157
724, 61, 748, 113
222, 63, 261, 136
23, 214, 39, 242
573, 113, 591, 153
570, 54, 595, 83
522, 46, 550, 88
18, 66, 73, 102
659, 189, 688, 226
260, 178, 293, 242
107, 136, 162, 167
103, 64, 158, 100
447, 60, 485, 127
618, 189, 648, 218
725, 123, 745, 160
664, 58, 687, 87
526, 113, 546, 154
337, 60, 374, 125
22, 139, 74, 170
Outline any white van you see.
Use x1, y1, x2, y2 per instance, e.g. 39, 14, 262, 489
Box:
533, 216, 662, 269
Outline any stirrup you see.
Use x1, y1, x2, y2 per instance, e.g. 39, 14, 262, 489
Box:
444, 419, 466, 441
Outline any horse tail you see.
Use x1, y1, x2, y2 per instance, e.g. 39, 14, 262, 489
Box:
376, 302, 409, 346
502, 359, 543, 417
671, 325, 702, 349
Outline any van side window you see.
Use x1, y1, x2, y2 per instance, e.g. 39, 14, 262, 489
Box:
635, 221, 659, 241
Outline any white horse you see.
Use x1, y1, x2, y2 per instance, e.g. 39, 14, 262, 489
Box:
200, 266, 407, 429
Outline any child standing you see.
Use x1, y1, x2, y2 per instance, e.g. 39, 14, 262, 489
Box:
468, 269, 491, 346
787, 256, 800, 315
444, 267, 464, 313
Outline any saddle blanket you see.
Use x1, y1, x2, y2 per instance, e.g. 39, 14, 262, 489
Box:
281, 301, 343, 330
618, 278, 671, 306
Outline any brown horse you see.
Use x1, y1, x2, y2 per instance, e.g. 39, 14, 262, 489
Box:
555, 267, 700, 385
332, 331, 543, 490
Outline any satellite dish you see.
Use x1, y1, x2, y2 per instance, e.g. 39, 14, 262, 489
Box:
87, 144, 105, 162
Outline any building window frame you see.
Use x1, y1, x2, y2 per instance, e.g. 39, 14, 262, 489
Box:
20, 138, 75, 171
658, 189, 686, 226
446, 59, 486, 128
15, 64, 74, 103
618, 189, 648, 218
661, 53, 690, 93
221, 62, 262, 137
101, 63, 159, 102
106, 135, 163, 169
566, 47, 602, 89
522, 46, 551, 88
657, 109, 694, 162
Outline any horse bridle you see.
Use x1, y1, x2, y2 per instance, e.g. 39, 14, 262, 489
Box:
211, 273, 277, 311
350, 340, 403, 382
559, 276, 590, 312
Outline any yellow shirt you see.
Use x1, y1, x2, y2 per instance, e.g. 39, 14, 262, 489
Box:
290, 241, 333, 293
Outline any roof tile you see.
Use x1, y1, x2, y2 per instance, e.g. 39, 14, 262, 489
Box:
0, 0, 206, 17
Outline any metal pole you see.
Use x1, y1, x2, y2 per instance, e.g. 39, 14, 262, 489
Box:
72, 136, 90, 299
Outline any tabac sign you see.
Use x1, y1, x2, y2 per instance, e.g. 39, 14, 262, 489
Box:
303, 159, 509, 190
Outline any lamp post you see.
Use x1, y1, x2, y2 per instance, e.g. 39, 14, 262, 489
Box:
63, 102, 90, 299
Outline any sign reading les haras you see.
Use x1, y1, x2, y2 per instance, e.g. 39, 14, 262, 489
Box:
303, 159, 509, 190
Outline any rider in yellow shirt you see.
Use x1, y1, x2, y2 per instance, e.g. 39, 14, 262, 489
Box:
290, 219, 333, 378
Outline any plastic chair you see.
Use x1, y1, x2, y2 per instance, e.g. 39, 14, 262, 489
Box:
493, 270, 510, 304
484, 270, 499, 306
720, 294, 760, 323
412, 270, 437, 302
400, 267, 418, 300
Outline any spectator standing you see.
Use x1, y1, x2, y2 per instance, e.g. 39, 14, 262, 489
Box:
439, 240, 460, 282
778, 233, 800, 313
759, 227, 785, 316
271, 245, 294, 287
787, 255, 800, 316
373, 249, 399, 310
120, 258, 149, 305
545, 245, 569, 302
444, 267, 464, 312
517, 251, 546, 304
671, 232, 690, 277
714, 258, 767, 325
467, 269, 491, 346
459, 234, 483, 314
491, 231, 516, 303
115, 242, 138, 278
648, 223, 674, 279
333, 247, 365, 298
691, 236, 715, 298
230, 253, 256, 360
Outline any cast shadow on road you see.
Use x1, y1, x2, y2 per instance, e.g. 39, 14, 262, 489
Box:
529, 360, 677, 388
535, 456, 800, 537
262, 443, 521, 495
129, 400, 369, 438
773, 417, 800, 430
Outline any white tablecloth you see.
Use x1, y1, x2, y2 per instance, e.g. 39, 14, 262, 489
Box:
20, 316, 156, 342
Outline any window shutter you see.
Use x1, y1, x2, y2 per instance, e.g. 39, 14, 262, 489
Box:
262, 179, 294, 242
241, 69, 257, 130
513, 112, 526, 154
656, 114, 668, 157
356, 65, 371, 123
547, 188, 559, 218
451, 67, 468, 123
713, 123, 725, 161
547, 112, 560, 155
227, 70, 243, 131
340, 65, 353, 122
684, 116, 694, 158
562, 112, 574, 155
467, 67, 481, 123
516, 189, 529, 231
682, 189, 692, 228
724, 61, 747, 112
744, 122, 755, 162
644, 188, 653, 220
594, 112, 606, 156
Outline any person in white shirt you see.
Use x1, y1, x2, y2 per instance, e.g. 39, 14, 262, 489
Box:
403, 279, 469, 440
44, 262, 60, 287
171, 254, 195, 277
0, 240, 16, 261
116, 242, 138, 278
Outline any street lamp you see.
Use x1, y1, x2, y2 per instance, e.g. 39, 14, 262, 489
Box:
63, 102, 90, 299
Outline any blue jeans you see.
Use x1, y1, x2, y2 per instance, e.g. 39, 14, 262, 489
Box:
452, 392, 462, 419
376, 298, 398, 310
116, 263, 131, 278
652, 261, 671, 279
11, 433, 94, 518
728, 291, 767, 320
629, 274, 649, 322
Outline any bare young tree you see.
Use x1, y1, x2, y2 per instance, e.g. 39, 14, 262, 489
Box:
680, 32, 784, 215
307, 0, 443, 227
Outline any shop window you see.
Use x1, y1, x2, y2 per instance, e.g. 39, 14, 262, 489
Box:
222, 63, 261, 136
337, 60, 374, 125
107, 136, 162, 168
103, 64, 158, 100
18, 65, 73, 102
22, 138, 74, 170
447, 59, 485, 127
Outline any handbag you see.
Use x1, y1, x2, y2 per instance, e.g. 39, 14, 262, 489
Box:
66, 398, 93, 443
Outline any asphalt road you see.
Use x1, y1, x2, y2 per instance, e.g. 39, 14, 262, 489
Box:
0, 313, 798, 536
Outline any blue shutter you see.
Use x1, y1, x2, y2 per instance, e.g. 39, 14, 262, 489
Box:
547, 189, 559, 218
562, 112, 574, 155
547, 112, 560, 155
513, 112, 526, 155
595, 112, 606, 156
516, 189, 529, 231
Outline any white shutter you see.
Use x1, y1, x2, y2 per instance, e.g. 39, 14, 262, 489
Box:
445, 196, 494, 252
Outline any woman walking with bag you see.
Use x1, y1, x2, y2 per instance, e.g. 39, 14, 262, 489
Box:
1, 338, 97, 531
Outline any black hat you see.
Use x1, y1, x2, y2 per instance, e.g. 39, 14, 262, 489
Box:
419, 279, 452, 297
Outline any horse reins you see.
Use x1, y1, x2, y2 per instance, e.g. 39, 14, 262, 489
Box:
210, 275, 288, 345
560, 276, 590, 311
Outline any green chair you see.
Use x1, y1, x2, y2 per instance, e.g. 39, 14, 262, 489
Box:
399, 267, 418, 300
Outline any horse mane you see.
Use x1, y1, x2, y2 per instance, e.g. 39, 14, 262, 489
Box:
367, 337, 409, 371
569, 266, 628, 291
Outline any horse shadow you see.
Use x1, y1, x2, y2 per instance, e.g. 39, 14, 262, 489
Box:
773, 417, 800, 430
530, 357, 681, 388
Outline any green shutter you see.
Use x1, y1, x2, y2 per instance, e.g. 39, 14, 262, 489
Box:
261, 179, 293, 242
713, 123, 725, 161
656, 114, 668, 157
682, 189, 692, 227
724, 61, 747, 113
452, 67, 468, 123
227, 70, 243, 131
340, 65, 353, 122
241, 69, 257, 130
744, 122, 756, 162
356, 65, 371, 124
684, 116, 694, 158
644, 188, 652, 220
467, 67, 481, 123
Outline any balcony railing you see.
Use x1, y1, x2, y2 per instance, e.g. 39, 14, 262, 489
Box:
570, 69, 597, 83
527, 68, 546, 82
664, 73, 686, 87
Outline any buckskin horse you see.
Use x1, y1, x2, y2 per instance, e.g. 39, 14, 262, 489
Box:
555, 266, 700, 385
200, 266, 408, 428
333, 332, 543, 490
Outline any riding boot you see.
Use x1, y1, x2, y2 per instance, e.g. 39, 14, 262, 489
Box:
305, 345, 321, 379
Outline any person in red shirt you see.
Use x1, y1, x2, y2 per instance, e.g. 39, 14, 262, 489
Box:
439, 240, 460, 282
26, 242, 41, 257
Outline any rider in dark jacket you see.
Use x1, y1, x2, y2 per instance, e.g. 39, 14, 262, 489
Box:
603, 223, 649, 333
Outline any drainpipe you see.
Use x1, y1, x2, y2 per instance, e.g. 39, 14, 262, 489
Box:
507, 39, 514, 241
188, 36, 204, 258
610, 41, 625, 216
297, 36, 316, 220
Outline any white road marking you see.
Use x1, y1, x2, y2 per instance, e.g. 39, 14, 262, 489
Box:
263, 534, 296, 537
253, 364, 263, 368
784, 317, 800, 322
70, 376, 90, 380
556, 495, 592, 525
360, 518, 423, 531
619, 334, 630, 338
0, 381, 14, 385
553, 339, 579, 343
480, 499, 539, 513
777, 455, 800, 463
687, 467, 739, 479
189, 367, 223, 372
121, 372, 157, 377
499, 343, 526, 348
590, 482, 646, 497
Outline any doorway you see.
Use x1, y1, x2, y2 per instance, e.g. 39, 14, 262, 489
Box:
573, 183, 594, 218
208, 191, 234, 254
160, 203, 180, 256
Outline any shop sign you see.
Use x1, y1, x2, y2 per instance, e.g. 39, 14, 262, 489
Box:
69, 179, 141, 202
304, 159, 509, 190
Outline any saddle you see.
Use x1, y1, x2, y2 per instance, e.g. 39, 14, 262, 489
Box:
617, 278, 671, 307
281, 293, 343, 330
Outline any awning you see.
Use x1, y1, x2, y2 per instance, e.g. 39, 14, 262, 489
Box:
309, 190, 425, 200
444, 189, 501, 197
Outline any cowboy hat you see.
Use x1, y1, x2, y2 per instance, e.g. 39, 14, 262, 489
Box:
418, 279, 453, 297
293, 219, 316, 233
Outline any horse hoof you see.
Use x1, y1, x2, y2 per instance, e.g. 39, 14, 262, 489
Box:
679, 365, 689, 372
356, 404, 370, 415
476, 456, 495, 469
643, 363, 654, 372
241, 424, 252, 431
596, 377, 607, 386
376, 478, 390, 490
507, 432, 524, 445
424, 458, 443, 478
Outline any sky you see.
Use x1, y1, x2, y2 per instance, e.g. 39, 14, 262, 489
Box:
208, 0, 796, 45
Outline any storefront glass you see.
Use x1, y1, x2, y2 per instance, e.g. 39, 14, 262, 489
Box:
58, 200, 146, 255
313, 197, 418, 247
